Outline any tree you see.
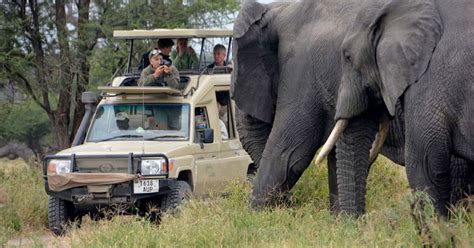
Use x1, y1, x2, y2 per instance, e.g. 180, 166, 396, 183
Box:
0, 0, 240, 150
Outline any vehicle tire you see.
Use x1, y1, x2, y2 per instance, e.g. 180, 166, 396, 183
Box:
160, 180, 192, 214
48, 196, 80, 236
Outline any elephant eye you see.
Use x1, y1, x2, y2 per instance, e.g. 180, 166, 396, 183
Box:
343, 51, 352, 63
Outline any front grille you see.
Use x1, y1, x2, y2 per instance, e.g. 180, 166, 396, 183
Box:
76, 159, 139, 173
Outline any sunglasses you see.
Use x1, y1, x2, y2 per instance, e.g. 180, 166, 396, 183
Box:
150, 49, 162, 58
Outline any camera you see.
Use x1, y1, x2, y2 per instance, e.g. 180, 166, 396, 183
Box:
160, 59, 171, 66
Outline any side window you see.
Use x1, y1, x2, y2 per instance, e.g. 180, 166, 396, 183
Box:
215, 91, 235, 140
194, 107, 209, 142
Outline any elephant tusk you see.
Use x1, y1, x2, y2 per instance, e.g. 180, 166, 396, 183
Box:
368, 114, 390, 165
315, 119, 349, 166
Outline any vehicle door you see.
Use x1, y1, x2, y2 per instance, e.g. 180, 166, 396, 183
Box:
192, 104, 222, 194
212, 89, 248, 187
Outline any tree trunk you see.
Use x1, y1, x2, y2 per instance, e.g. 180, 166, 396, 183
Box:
336, 116, 377, 216
71, 0, 91, 142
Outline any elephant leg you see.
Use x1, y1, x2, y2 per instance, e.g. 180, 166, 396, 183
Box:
405, 113, 451, 217
336, 114, 378, 216
327, 149, 340, 213
235, 107, 272, 168
250, 107, 324, 209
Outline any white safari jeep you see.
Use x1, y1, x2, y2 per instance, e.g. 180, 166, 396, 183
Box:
42, 29, 254, 235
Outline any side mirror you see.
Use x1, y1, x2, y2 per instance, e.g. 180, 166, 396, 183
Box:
202, 128, 214, 143
197, 128, 214, 148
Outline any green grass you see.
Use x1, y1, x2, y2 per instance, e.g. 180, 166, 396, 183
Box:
1, 157, 473, 247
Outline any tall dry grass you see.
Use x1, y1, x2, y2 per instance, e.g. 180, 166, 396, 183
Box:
0, 158, 48, 245
1, 157, 472, 247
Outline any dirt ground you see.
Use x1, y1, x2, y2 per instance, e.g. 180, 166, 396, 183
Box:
7, 234, 70, 247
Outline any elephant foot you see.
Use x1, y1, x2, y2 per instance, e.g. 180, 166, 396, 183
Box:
250, 188, 293, 210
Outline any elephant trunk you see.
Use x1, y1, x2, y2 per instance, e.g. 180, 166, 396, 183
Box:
315, 119, 348, 166
368, 114, 390, 165
336, 116, 378, 216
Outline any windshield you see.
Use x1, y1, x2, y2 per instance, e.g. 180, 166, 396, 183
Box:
87, 103, 190, 142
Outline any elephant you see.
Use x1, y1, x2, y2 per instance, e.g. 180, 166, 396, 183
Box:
231, 0, 408, 211
318, 0, 474, 216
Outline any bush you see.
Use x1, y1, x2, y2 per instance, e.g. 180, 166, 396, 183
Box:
0, 102, 50, 151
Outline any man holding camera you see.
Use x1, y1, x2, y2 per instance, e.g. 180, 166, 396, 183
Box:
138, 49, 180, 89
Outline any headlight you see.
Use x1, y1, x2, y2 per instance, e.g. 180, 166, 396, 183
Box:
141, 158, 168, 175
47, 160, 72, 175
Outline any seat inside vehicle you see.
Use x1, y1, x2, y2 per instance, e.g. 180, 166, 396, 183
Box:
178, 75, 190, 89
120, 76, 139, 86
207, 66, 232, 75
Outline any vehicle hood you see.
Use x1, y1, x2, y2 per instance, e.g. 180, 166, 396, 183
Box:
57, 141, 191, 157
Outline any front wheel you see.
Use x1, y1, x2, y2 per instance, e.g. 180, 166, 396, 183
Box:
160, 180, 192, 214
47, 196, 81, 236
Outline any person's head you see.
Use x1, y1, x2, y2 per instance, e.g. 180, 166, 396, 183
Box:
177, 38, 188, 50
148, 49, 163, 69
116, 112, 129, 130
213, 44, 227, 66
216, 92, 228, 118
157, 39, 174, 56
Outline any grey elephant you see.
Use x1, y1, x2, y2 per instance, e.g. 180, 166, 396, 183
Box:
318, 0, 474, 216
232, 0, 407, 210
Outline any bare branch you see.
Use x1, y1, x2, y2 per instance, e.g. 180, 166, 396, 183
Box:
4, 65, 50, 113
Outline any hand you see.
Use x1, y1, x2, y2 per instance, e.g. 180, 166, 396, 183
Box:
153, 66, 165, 77
163, 66, 172, 74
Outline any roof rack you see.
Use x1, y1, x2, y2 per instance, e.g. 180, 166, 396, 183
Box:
113, 29, 233, 40
98, 86, 184, 97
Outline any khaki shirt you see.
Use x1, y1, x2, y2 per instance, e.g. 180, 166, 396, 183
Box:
138, 65, 180, 89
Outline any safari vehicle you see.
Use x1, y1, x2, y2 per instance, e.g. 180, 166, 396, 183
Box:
42, 29, 254, 235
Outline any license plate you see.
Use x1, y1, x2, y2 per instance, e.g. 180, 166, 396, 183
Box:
133, 179, 159, 194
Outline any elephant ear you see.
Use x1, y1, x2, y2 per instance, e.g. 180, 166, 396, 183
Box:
370, 0, 443, 116
231, 1, 280, 123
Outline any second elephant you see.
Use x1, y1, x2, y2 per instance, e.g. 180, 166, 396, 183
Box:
322, 0, 474, 216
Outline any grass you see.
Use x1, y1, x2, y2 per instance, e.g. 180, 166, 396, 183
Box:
0, 158, 48, 245
0, 157, 472, 247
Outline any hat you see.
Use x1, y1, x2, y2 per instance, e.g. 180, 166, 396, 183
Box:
148, 49, 163, 60
115, 112, 129, 121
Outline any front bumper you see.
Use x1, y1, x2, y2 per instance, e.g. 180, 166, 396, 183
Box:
42, 153, 173, 205
46, 179, 177, 205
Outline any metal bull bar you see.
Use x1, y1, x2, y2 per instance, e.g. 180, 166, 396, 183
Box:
42, 153, 170, 178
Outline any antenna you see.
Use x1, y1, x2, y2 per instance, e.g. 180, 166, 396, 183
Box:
141, 82, 145, 155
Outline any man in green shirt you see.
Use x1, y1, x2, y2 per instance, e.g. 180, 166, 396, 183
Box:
171, 38, 199, 70
138, 49, 180, 89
